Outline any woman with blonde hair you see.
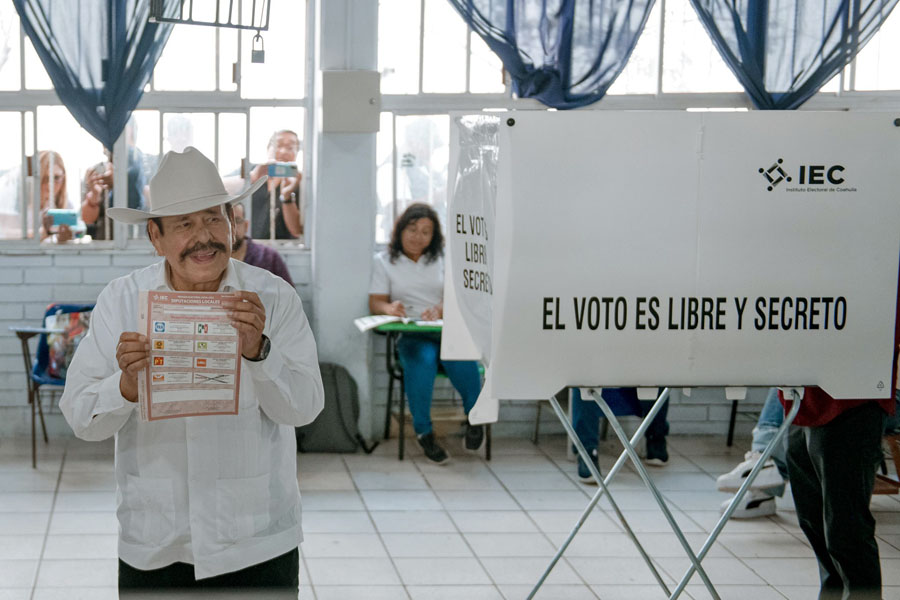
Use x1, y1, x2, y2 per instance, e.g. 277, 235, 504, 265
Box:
38, 150, 72, 242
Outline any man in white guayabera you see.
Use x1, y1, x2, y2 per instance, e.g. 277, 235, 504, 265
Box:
60, 146, 323, 593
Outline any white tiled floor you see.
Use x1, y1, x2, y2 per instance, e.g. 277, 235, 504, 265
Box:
2, 432, 899, 600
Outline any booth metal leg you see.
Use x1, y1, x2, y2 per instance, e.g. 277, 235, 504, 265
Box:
668, 389, 803, 599
589, 388, 719, 599
529, 392, 671, 599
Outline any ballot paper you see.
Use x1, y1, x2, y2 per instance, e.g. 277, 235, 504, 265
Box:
137, 291, 242, 421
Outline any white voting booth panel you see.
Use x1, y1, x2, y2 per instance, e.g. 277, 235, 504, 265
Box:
485, 111, 900, 403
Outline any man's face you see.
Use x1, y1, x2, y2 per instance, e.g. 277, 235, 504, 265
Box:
149, 205, 235, 290
269, 132, 300, 163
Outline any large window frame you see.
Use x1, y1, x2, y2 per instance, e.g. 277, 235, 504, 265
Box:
376, 0, 900, 239
0, 0, 316, 251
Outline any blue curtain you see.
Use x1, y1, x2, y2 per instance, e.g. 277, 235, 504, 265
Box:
13, 0, 178, 149
447, 0, 657, 109
690, 0, 899, 110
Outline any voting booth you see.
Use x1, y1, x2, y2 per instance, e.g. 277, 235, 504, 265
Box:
443, 111, 900, 599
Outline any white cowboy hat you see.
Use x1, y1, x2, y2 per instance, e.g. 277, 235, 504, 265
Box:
107, 146, 266, 224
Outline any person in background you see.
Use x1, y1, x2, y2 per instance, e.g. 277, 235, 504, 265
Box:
572, 386, 669, 483
717, 385, 900, 520
248, 129, 303, 240
781, 290, 899, 600
165, 115, 194, 153
38, 150, 73, 243
368, 202, 483, 464
231, 201, 294, 286
716, 388, 788, 518
60, 147, 324, 592
81, 119, 148, 240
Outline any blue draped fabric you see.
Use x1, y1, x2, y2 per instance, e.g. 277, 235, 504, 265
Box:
690, 0, 899, 110
13, 0, 178, 149
447, 0, 657, 109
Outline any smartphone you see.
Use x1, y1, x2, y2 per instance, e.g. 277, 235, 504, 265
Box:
47, 208, 79, 227
267, 162, 299, 178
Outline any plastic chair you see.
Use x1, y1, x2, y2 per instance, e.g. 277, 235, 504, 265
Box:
18, 303, 94, 468
381, 331, 490, 460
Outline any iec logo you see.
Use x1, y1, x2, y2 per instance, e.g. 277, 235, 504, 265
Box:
153, 321, 166, 333
758, 158, 791, 191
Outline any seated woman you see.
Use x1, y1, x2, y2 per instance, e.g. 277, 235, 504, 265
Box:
38, 150, 73, 243
369, 203, 483, 464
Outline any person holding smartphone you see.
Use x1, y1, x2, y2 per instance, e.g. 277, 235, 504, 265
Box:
38, 150, 73, 243
248, 129, 303, 240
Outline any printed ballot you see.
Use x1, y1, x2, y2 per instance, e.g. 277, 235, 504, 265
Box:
138, 291, 242, 421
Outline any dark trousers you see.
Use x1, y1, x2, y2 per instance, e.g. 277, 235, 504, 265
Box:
118, 547, 299, 591
571, 387, 669, 451
787, 402, 884, 600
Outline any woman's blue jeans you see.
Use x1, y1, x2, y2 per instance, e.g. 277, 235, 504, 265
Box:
396, 333, 482, 436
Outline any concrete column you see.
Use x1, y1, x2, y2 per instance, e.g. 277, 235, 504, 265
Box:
311, 0, 378, 437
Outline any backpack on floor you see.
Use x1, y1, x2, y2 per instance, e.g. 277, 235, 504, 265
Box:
296, 362, 378, 453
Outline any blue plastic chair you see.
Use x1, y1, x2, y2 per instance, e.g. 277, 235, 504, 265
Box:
23, 303, 94, 467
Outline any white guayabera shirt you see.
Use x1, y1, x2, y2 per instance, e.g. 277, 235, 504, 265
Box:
61, 259, 324, 579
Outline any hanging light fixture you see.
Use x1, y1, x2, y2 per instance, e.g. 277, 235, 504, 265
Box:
149, 0, 271, 63
149, 0, 271, 31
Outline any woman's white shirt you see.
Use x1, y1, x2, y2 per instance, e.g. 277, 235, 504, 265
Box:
369, 250, 443, 320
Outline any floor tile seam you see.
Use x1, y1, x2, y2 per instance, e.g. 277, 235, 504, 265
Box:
421, 451, 527, 597
511, 440, 606, 595
563, 435, 750, 598
878, 534, 900, 552
298, 457, 322, 599
342, 454, 411, 599
29, 449, 67, 600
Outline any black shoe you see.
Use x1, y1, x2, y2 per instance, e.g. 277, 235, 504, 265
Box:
644, 436, 668, 466
464, 423, 485, 452
417, 432, 450, 465
577, 448, 600, 484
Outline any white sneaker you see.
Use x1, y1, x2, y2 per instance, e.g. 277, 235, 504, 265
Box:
716, 450, 784, 492
720, 490, 776, 519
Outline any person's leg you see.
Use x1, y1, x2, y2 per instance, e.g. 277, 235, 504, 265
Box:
572, 388, 602, 482
396, 334, 440, 436
206, 547, 300, 588
440, 359, 482, 415
630, 388, 668, 465
119, 548, 300, 591
638, 388, 669, 441
809, 403, 884, 599
787, 425, 846, 598
752, 387, 789, 481
119, 559, 197, 589
717, 389, 786, 500
441, 358, 484, 451
572, 387, 602, 452
884, 388, 900, 435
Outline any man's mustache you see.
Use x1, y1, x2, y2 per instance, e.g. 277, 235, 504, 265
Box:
180, 241, 227, 261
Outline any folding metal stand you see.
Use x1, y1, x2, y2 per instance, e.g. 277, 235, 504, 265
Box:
529, 387, 802, 600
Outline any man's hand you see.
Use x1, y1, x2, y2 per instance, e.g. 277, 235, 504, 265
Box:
117, 332, 150, 403
56, 224, 73, 243
223, 291, 267, 359
280, 174, 301, 198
